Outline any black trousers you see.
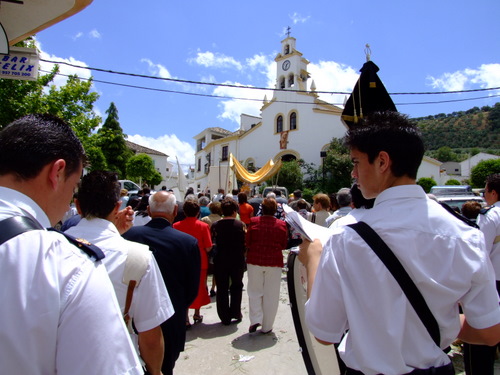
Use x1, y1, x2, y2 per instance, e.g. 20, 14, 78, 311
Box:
345, 362, 454, 375
214, 261, 244, 324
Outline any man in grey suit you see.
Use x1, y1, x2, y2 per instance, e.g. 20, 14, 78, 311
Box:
123, 191, 200, 375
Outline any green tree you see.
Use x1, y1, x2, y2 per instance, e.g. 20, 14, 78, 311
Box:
417, 177, 437, 193
126, 153, 158, 186
445, 179, 461, 185
488, 103, 500, 131
470, 159, 500, 188
322, 138, 353, 193
97, 102, 132, 178
271, 159, 303, 193
435, 146, 457, 162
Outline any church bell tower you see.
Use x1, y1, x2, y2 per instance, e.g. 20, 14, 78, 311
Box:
274, 29, 310, 91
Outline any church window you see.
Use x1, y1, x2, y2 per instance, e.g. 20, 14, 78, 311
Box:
289, 74, 294, 87
290, 112, 297, 130
284, 44, 290, 55
280, 77, 285, 89
276, 115, 283, 133
221, 145, 229, 161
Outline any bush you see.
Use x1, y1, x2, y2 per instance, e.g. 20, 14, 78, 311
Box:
470, 159, 500, 187
445, 179, 461, 185
417, 177, 437, 193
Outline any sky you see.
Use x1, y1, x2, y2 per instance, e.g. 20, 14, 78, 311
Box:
35, 0, 500, 170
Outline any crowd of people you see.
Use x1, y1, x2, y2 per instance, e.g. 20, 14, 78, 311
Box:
1, 112, 499, 375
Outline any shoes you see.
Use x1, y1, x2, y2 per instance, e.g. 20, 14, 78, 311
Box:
232, 314, 243, 323
185, 321, 192, 330
261, 329, 273, 334
248, 323, 261, 333
193, 314, 203, 324
210, 290, 216, 297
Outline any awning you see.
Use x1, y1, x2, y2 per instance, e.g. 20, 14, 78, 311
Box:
229, 153, 282, 184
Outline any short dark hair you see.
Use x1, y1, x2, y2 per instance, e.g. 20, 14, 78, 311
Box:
183, 200, 200, 217
461, 200, 482, 220
209, 201, 222, 215
78, 171, 120, 219
486, 173, 500, 196
221, 197, 238, 216
296, 199, 307, 210
345, 111, 424, 179
237, 192, 248, 204
0, 114, 86, 180
350, 183, 375, 209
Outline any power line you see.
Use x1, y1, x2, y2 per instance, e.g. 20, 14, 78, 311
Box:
41, 58, 500, 97
41, 69, 500, 108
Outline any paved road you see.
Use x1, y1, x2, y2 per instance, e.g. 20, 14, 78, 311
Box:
174, 272, 499, 375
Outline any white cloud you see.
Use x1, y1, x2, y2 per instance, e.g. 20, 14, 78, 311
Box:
141, 58, 173, 79
89, 29, 102, 39
127, 134, 195, 170
289, 12, 310, 25
427, 63, 500, 92
189, 50, 243, 71
308, 60, 359, 105
37, 40, 93, 88
72, 32, 83, 40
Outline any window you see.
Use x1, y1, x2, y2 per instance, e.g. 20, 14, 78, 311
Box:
221, 145, 229, 161
280, 77, 285, 89
290, 112, 297, 130
276, 115, 283, 133
288, 74, 294, 87
197, 158, 201, 172
284, 44, 290, 55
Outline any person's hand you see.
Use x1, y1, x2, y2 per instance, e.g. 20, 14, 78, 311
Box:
298, 238, 323, 267
115, 206, 134, 234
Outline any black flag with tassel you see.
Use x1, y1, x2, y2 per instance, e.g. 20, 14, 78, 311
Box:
341, 45, 397, 128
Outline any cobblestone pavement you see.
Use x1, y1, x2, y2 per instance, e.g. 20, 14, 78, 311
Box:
174, 273, 499, 375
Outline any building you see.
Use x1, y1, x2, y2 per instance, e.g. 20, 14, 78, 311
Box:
126, 140, 170, 188
193, 36, 348, 194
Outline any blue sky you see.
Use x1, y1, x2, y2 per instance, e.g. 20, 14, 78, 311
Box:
36, 0, 500, 168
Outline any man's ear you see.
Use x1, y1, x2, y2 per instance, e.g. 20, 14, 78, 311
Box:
74, 198, 83, 216
377, 151, 392, 173
173, 204, 178, 218
48, 159, 67, 190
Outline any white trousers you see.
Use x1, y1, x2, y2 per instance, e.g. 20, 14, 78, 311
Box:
246, 264, 282, 332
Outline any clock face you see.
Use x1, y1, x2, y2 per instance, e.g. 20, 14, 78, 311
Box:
282, 60, 291, 71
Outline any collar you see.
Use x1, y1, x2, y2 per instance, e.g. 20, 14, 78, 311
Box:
0, 187, 51, 228
148, 217, 172, 229
78, 217, 119, 234
374, 185, 426, 207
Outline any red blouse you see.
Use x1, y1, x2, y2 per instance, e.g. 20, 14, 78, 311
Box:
246, 215, 288, 267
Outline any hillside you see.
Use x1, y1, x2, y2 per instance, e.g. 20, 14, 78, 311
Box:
413, 102, 500, 150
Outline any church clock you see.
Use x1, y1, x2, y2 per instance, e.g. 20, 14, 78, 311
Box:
282, 60, 291, 71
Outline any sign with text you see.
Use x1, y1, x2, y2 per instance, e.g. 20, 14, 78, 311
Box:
0, 46, 39, 81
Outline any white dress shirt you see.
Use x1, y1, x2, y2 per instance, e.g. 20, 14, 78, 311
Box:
0, 187, 142, 375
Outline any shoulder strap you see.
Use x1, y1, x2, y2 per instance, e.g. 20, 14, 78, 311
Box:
48, 228, 105, 261
0, 215, 43, 245
347, 221, 441, 347
122, 242, 151, 331
439, 202, 479, 229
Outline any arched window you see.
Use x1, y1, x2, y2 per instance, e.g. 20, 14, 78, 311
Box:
284, 44, 290, 55
276, 115, 283, 133
290, 112, 297, 130
280, 77, 285, 89
288, 74, 294, 87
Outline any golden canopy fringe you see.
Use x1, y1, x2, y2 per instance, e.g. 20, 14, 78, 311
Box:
229, 153, 282, 184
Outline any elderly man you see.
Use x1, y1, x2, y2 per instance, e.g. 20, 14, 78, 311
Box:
67, 171, 173, 375
0, 114, 142, 374
123, 191, 200, 375
301, 111, 500, 375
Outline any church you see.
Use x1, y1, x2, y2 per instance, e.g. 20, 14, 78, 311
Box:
193, 36, 349, 194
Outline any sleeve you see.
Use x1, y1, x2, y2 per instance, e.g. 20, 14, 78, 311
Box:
478, 213, 498, 255
186, 240, 201, 305
131, 256, 174, 333
202, 223, 212, 249
57, 260, 143, 375
305, 235, 349, 344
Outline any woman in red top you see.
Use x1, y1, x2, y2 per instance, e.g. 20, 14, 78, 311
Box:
237, 192, 254, 225
173, 199, 212, 327
246, 198, 288, 334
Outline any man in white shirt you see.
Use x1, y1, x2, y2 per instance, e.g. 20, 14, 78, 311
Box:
300, 111, 500, 375
67, 170, 174, 375
465, 172, 500, 375
0, 114, 143, 375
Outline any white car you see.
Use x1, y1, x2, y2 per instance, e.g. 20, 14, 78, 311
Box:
436, 195, 486, 212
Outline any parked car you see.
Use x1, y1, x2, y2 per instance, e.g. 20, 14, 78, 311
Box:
119, 180, 141, 196
262, 186, 289, 199
430, 185, 474, 196
436, 195, 486, 213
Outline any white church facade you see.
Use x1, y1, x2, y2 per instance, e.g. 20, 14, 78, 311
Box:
193, 36, 348, 194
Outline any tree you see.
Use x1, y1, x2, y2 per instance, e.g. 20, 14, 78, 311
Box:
470, 159, 500, 188
126, 153, 159, 187
273, 160, 303, 193
322, 138, 353, 193
417, 177, 437, 193
97, 102, 132, 178
435, 146, 457, 162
